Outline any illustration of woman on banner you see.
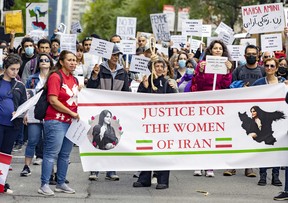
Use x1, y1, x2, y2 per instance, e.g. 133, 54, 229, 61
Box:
92, 110, 118, 150
239, 106, 285, 145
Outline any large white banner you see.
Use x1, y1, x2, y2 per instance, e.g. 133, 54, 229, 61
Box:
78, 84, 288, 172
242, 3, 284, 34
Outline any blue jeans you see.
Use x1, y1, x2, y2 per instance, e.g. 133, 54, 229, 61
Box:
0, 124, 19, 154
41, 120, 73, 186
25, 123, 43, 158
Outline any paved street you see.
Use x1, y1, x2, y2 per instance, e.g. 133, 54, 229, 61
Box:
0, 145, 284, 203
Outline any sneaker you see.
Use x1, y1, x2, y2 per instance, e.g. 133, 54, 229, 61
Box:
274, 192, 288, 201
38, 184, 54, 196
194, 170, 202, 176
33, 158, 43, 165
89, 171, 98, 181
105, 174, 119, 181
4, 183, 13, 195
205, 170, 215, 177
223, 169, 236, 176
20, 165, 31, 177
245, 168, 256, 177
151, 177, 157, 184
13, 144, 22, 152
54, 183, 75, 194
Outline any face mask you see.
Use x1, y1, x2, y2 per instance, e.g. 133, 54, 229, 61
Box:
25, 47, 34, 56
246, 55, 256, 65
186, 68, 194, 75
278, 66, 287, 75
178, 60, 186, 68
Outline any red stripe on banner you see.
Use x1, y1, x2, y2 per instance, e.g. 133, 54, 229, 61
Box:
0, 152, 12, 165
136, 147, 153, 150
216, 144, 232, 148
0, 184, 4, 193
79, 98, 284, 107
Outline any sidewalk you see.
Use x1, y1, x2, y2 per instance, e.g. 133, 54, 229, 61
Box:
0, 145, 284, 203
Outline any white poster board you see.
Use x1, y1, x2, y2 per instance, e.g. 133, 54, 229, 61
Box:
26, 3, 49, 36
60, 34, 77, 54
215, 22, 234, 35
71, 21, 83, 34
205, 55, 228, 75
242, 3, 284, 34
163, 5, 175, 32
261, 33, 282, 52
170, 35, 187, 49
177, 7, 189, 32
129, 55, 151, 75
150, 13, 170, 42
218, 32, 235, 45
120, 40, 136, 55
182, 19, 202, 37
116, 17, 137, 40
202, 25, 212, 37
227, 45, 245, 62
190, 39, 201, 53
65, 119, 91, 146
89, 38, 114, 60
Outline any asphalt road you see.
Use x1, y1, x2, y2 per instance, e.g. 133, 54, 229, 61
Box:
0, 145, 284, 203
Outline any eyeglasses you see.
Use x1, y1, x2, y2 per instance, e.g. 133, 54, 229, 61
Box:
264, 64, 276, 68
39, 59, 50, 63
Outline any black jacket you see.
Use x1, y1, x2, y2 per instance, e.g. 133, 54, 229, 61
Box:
137, 75, 175, 94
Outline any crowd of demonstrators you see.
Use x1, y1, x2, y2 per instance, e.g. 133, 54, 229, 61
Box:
0, 24, 288, 200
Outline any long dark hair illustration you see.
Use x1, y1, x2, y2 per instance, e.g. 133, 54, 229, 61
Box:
238, 106, 286, 145
92, 110, 118, 150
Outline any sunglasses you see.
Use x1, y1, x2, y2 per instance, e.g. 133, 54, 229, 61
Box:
264, 64, 276, 68
39, 59, 50, 63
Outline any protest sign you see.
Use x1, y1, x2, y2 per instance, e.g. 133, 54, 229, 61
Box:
202, 25, 212, 37
207, 37, 219, 47
215, 22, 234, 35
65, 119, 91, 147
60, 34, 77, 53
150, 13, 170, 42
71, 21, 83, 34
116, 17, 137, 39
261, 33, 282, 52
240, 38, 257, 47
163, 5, 175, 31
29, 30, 47, 44
26, 3, 49, 36
11, 90, 43, 121
120, 40, 136, 55
177, 7, 189, 32
4, 10, 23, 34
218, 32, 235, 45
78, 84, 288, 171
190, 39, 201, 53
205, 55, 228, 75
89, 38, 114, 59
129, 55, 151, 75
0, 153, 12, 193
227, 45, 245, 62
170, 35, 187, 49
182, 19, 202, 37
242, 3, 284, 34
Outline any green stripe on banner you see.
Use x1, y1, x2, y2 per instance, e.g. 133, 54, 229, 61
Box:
136, 140, 153, 143
215, 138, 232, 141
80, 147, 288, 157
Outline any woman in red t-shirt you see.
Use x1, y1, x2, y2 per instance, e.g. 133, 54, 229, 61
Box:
38, 50, 79, 196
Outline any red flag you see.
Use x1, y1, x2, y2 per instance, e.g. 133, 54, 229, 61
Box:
0, 152, 12, 193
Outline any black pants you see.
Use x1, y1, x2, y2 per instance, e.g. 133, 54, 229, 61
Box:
137, 170, 170, 186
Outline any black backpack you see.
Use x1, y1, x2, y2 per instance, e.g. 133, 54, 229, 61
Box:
34, 71, 63, 120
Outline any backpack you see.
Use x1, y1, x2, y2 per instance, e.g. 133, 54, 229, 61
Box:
34, 71, 78, 120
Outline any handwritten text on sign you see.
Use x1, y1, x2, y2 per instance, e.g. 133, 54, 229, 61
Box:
150, 13, 170, 42
242, 3, 284, 34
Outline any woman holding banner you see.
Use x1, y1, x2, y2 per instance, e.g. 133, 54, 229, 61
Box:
192, 40, 233, 177
0, 54, 27, 194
